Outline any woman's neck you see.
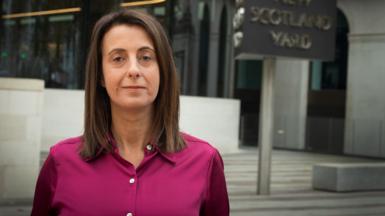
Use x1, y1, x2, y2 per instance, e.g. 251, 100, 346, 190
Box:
110, 105, 153, 153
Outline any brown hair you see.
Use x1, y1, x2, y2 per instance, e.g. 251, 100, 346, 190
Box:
81, 9, 185, 159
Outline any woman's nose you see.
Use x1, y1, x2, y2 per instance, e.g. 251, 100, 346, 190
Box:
127, 59, 141, 79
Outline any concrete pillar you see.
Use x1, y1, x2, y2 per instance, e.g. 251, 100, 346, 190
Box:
338, 0, 385, 158
0, 78, 44, 199
344, 33, 385, 157
273, 59, 309, 150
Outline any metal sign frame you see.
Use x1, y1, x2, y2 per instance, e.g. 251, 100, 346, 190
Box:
234, 0, 337, 61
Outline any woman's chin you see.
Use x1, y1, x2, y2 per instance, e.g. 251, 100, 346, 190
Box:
113, 100, 154, 111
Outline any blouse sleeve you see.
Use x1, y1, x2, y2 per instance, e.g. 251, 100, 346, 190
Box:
31, 150, 58, 216
201, 150, 230, 216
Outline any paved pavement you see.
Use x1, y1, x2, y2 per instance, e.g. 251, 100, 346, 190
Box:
227, 147, 385, 216
1, 148, 385, 216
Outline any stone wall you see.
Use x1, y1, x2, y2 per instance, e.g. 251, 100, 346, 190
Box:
0, 78, 44, 199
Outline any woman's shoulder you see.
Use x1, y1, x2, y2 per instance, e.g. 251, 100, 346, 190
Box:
176, 132, 224, 170
180, 132, 220, 158
49, 136, 83, 161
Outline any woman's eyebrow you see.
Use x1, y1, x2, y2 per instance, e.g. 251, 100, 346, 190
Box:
138, 46, 155, 52
107, 47, 155, 55
107, 48, 126, 55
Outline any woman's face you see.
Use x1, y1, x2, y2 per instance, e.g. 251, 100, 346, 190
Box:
102, 24, 160, 111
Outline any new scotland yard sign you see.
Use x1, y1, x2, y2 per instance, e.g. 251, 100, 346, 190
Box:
234, 0, 337, 61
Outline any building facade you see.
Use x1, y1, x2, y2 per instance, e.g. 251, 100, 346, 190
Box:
272, 0, 385, 159
1, 0, 385, 159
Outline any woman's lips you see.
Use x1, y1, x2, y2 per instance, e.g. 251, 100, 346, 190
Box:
122, 86, 145, 89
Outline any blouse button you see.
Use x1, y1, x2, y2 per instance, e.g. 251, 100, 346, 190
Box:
146, 144, 153, 151
129, 178, 135, 184
126, 213, 133, 216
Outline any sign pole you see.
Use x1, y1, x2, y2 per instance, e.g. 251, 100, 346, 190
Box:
257, 57, 275, 195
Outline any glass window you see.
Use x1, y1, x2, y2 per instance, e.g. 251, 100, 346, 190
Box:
236, 60, 262, 90
1, 0, 171, 89
1, 0, 82, 88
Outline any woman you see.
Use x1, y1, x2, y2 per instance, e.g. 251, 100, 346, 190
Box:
31, 10, 229, 216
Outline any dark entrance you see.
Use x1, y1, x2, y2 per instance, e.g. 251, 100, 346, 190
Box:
234, 60, 263, 146
306, 9, 349, 154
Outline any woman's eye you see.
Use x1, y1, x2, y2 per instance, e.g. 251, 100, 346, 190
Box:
138, 52, 156, 66
141, 55, 152, 61
112, 56, 125, 63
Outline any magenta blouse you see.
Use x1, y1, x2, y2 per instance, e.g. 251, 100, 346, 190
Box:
31, 133, 229, 216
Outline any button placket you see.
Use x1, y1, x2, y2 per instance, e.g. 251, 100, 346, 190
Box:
146, 144, 153, 152
127, 171, 137, 216
129, 177, 135, 184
